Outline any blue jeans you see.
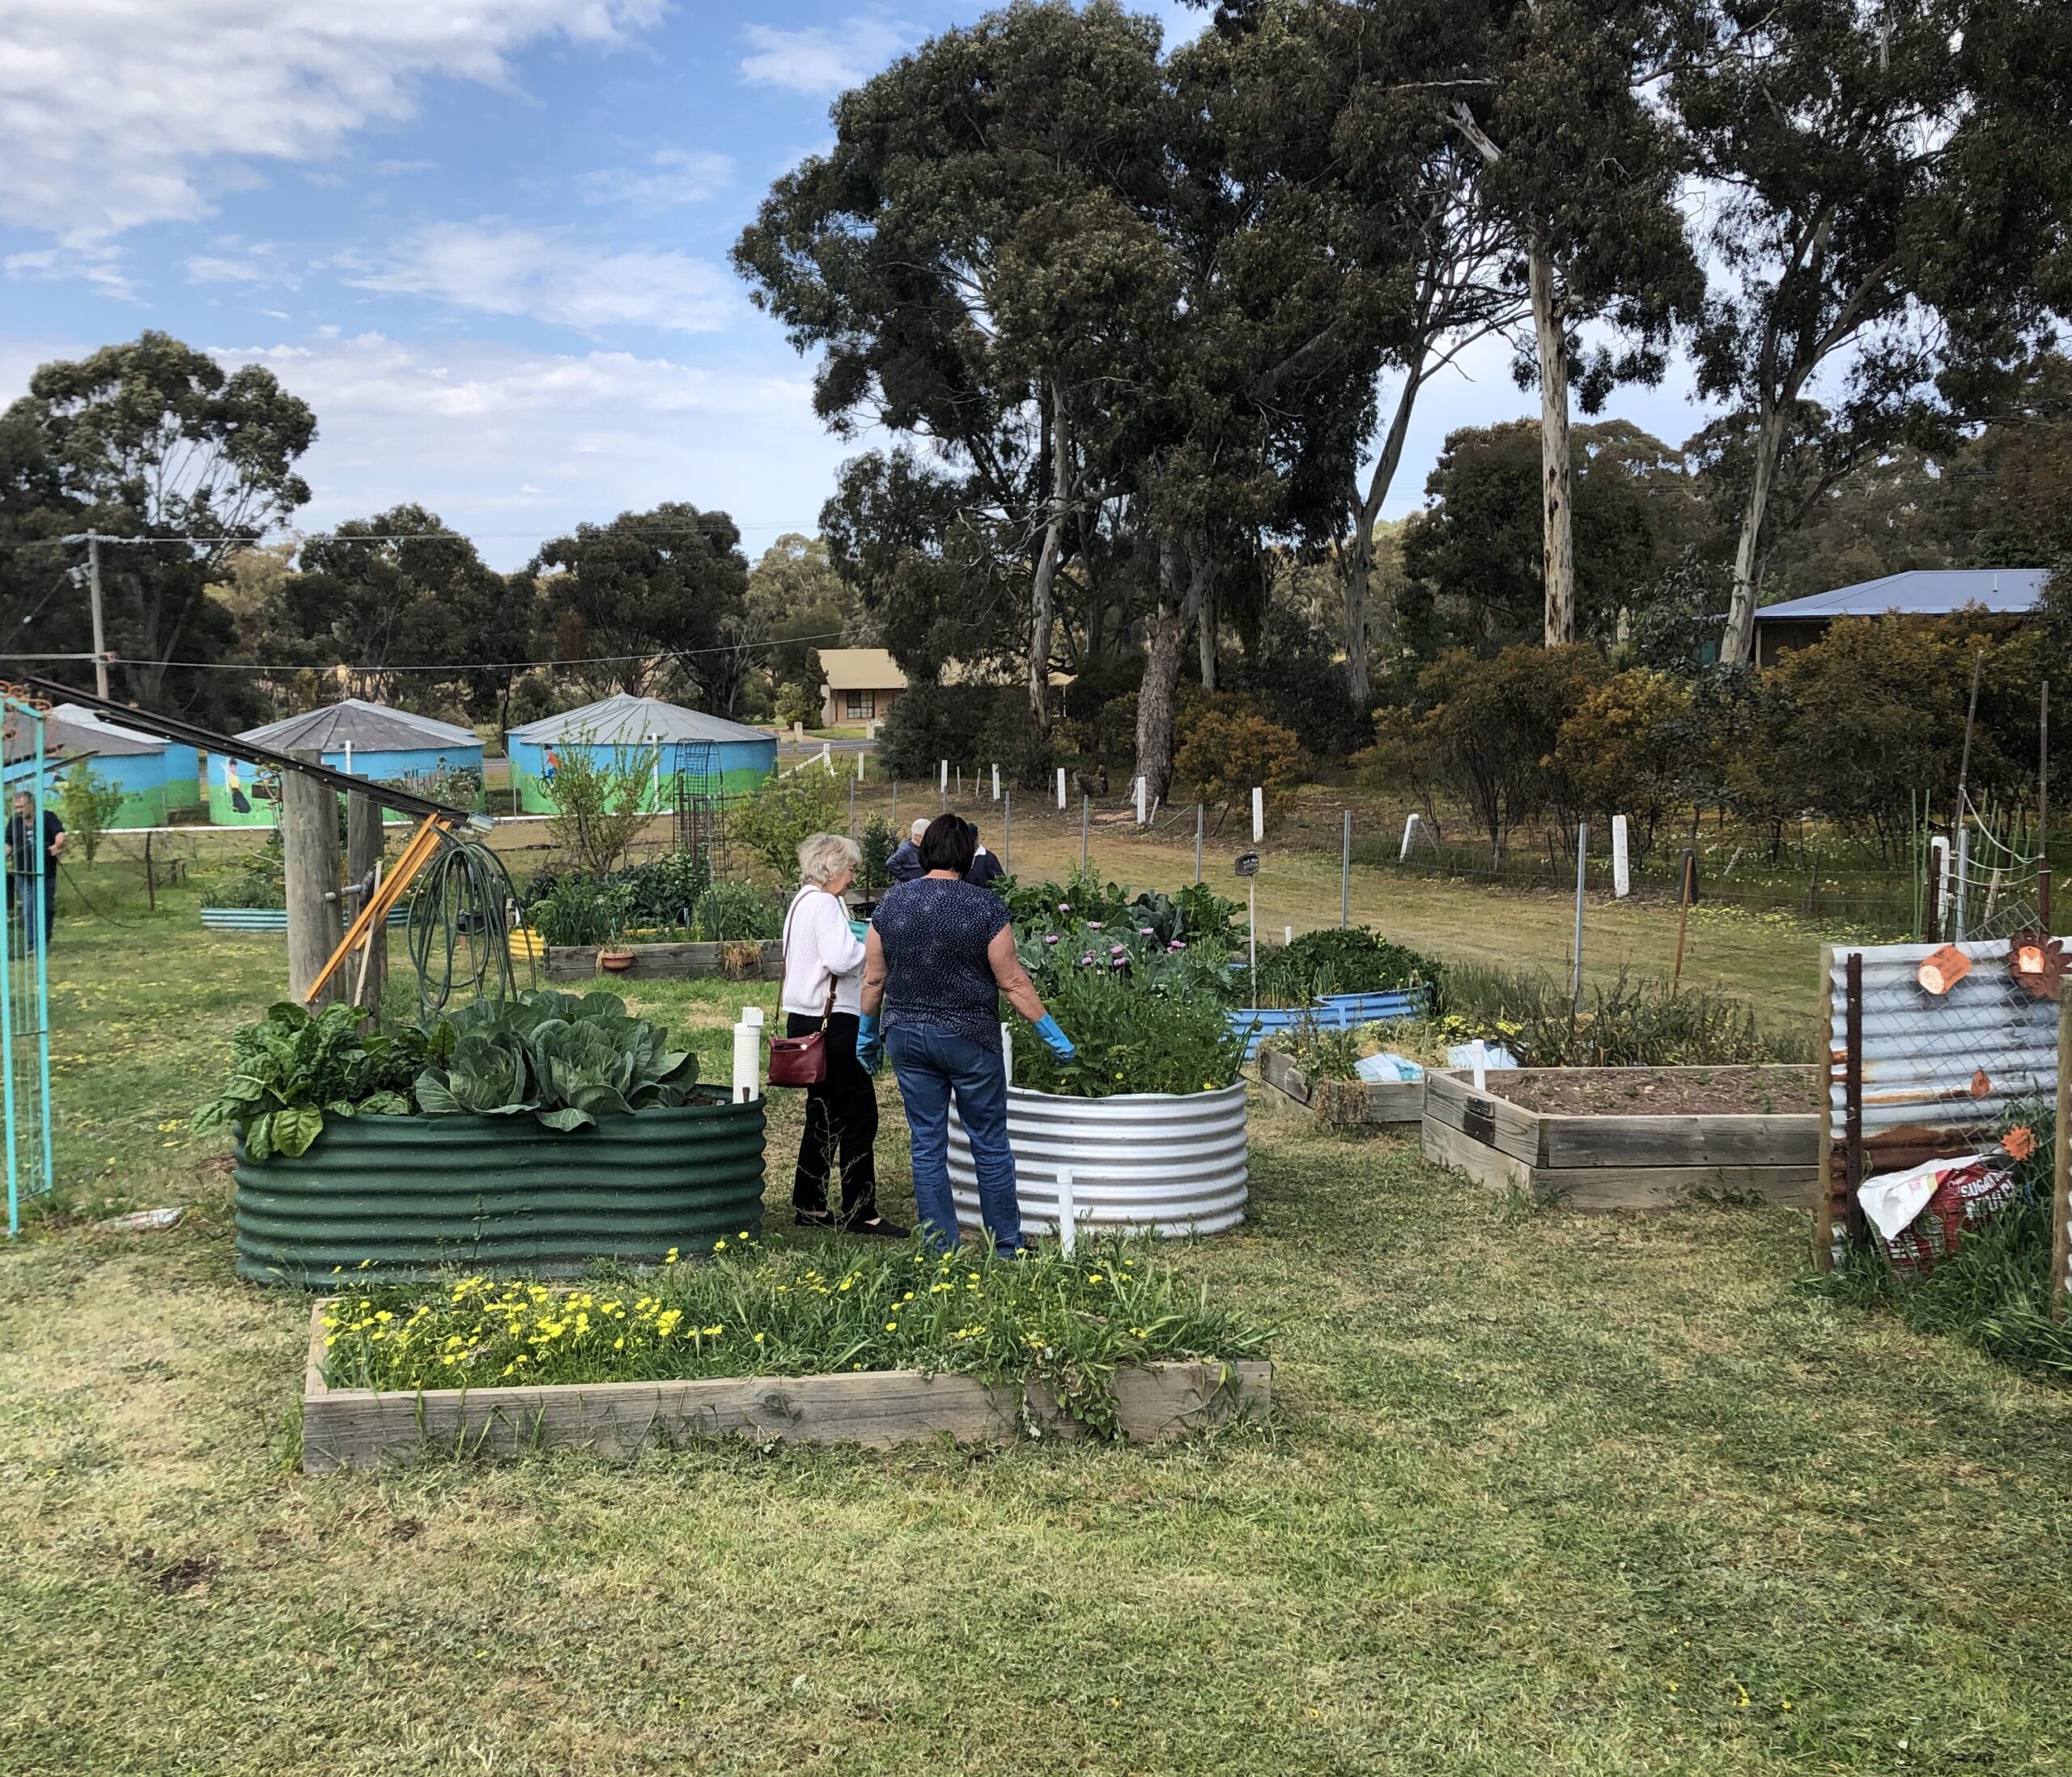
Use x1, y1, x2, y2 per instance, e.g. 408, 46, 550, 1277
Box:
886, 1023, 1022, 1256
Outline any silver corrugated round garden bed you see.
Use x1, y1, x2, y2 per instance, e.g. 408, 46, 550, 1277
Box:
947, 1082, 1249, 1236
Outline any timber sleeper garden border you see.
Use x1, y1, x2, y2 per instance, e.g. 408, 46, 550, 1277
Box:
1255, 1045, 1423, 1126
298, 1302, 1272, 1470
544, 939, 783, 982
1421, 1064, 1820, 1211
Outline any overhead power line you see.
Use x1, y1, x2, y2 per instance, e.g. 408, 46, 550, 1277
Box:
0, 628, 853, 674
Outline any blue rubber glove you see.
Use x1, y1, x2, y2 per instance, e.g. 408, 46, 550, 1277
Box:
1032, 1014, 1076, 1060
856, 1011, 883, 1075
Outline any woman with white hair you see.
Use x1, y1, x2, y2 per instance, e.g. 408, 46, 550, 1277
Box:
780, 832, 905, 1237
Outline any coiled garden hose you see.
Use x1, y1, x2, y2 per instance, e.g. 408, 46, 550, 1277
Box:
405, 834, 536, 1021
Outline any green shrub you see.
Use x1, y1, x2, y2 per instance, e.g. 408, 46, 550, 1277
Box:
1012, 967, 1246, 1098
545, 729, 657, 876
727, 770, 845, 880
58, 761, 125, 863
1254, 927, 1446, 1011
690, 878, 783, 940
1441, 963, 1805, 1067
195, 838, 287, 910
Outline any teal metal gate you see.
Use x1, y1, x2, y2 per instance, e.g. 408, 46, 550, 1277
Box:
2, 693, 53, 1235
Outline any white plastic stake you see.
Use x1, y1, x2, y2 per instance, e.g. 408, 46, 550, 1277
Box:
1056, 766, 1067, 810
1471, 1039, 1488, 1092
821, 743, 833, 774
1135, 775, 1146, 826
1284, 926, 1293, 947
856, 751, 864, 782
343, 740, 354, 778
1056, 1166, 1076, 1257
731, 1010, 763, 1103
1399, 812, 1420, 860
1251, 787, 1263, 843
940, 758, 949, 794
991, 764, 1000, 801
1611, 815, 1631, 898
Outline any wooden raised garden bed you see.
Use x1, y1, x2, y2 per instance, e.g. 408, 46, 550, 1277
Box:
1256, 1045, 1422, 1126
299, 1304, 1271, 1470
1422, 1064, 1820, 1210
544, 939, 782, 982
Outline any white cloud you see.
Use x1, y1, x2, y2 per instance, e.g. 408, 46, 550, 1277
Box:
738, 20, 910, 97
580, 148, 733, 208
208, 332, 847, 566
0, 0, 665, 242
347, 221, 735, 334
187, 244, 300, 289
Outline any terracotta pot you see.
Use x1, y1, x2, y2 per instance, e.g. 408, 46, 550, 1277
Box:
597, 947, 635, 973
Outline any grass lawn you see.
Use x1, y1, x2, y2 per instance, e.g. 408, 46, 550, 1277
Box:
2, 867, 2067, 1774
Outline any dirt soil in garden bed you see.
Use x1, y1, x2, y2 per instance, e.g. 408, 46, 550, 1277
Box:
1492, 1066, 1819, 1117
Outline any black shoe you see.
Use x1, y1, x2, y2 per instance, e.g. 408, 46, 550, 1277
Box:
848, 1214, 910, 1239
793, 1207, 836, 1228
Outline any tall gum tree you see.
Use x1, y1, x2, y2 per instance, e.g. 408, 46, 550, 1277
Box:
1678, 0, 2072, 664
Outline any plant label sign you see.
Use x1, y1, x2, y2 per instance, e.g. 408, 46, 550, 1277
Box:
1233, 850, 1260, 878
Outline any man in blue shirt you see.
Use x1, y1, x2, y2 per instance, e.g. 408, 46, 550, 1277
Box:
885, 816, 928, 884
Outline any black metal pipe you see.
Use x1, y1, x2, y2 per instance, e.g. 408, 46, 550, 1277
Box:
9, 676, 482, 825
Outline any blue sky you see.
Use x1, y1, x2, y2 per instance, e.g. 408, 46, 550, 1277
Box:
0, 0, 1711, 572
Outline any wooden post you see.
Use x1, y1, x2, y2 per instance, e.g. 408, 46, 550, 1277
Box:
1081, 795, 1089, 871
1195, 804, 1204, 885
1340, 809, 1351, 927
1571, 822, 1588, 1011
282, 748, 342, 1010
2053, 981, 2070, 1319
143, 831, 155, 914
1843, 949, 1865, 1248
1003, 791, 1011, 875
1672, 847, 1695, 986
346, 789, 386, 1017
1815, 944, 1836, 1270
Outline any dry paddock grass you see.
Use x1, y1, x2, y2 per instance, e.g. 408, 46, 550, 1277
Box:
2, 869, 2067, 1773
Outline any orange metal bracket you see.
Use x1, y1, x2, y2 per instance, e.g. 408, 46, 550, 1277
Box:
304, 814, 455, 1007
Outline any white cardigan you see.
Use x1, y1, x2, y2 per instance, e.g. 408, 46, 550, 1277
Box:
780, 885, 866, 1019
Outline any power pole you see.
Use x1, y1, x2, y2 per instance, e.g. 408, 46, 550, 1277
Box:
57, 533, 114, 697
87, 536, 108, 698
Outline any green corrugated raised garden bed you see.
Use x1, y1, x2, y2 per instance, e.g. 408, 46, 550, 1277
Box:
200, 990, 766, 1287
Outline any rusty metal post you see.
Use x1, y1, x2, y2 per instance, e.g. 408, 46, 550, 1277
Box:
1843, 949, 1865, 1248
2053, 982, 2071, 1321
2040, 678, 2052, 930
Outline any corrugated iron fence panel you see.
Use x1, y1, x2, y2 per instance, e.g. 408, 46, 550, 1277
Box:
1823, 938, 2060, 1266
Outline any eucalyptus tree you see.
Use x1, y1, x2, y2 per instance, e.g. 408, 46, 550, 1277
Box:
734, 1, 1170, 730
2, 331, 314, 711
1675, 0, 2072, 663
1437, 0, 1703, 646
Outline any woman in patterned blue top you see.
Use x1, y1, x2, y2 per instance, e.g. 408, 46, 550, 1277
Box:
859, 816, 1075, 1254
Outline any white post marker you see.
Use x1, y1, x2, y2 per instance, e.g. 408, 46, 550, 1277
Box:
1471, 1038, 1488, 1092
991, 763, 1000, 801
732, 1007, 765, 1103
1251, 786, 1264, 844
940, 758, 948, 794
1056, 1166, 1076, 1257
1399, 812, 1420, 861
856, 750, 864, 782
1000, 1020, 1013, 1088
343, 740, 354, 778
821, 743, 833, 774
1135, 775, 1146, 826
1611, 814, 1632, 898
1056, 766, 1067, 811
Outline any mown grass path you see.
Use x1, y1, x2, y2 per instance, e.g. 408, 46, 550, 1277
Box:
0, 875, 2065, 1773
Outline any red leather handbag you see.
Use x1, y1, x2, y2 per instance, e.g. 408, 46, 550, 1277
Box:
767, 897, 834, 1088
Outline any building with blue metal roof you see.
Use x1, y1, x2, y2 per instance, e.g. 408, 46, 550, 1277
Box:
1753, 568, 2053, 666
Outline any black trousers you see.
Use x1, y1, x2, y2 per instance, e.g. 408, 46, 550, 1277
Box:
788, 1010, 880, 1221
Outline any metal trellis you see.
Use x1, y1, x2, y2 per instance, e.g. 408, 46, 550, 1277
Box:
1, 693, 55, 1235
